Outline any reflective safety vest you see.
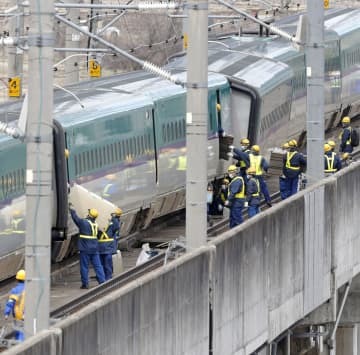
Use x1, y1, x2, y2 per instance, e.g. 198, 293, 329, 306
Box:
325, 153, 337, 173
177, 156, 187, 171
79, 220, 98, 239
10, 291, 25, 321
339, 127, 352, 145
228, 176, 245, 199
249, 154, 263, 175
98, 231, 114, 243
285, 152, 300, 171
239, 149, 250, 168
250, 177, 260, 197
102, 184, 113, 198
11, 218, 25, 234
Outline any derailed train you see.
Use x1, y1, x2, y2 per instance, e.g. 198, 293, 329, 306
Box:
0, 7, 359, 280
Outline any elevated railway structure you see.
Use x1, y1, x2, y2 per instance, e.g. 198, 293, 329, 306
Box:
1, 155, 360, 354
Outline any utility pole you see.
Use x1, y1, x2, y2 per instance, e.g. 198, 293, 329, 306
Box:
186, 0, 208, 250
63, 0, 80, 85
8, 0, 24, 97
24, 0, 54, 338
306, 1, 324, 183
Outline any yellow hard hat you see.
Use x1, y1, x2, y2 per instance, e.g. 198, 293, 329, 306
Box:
342, 153, 349, 160
16, 269, 25, 281
240, 138, 250, 146
282, 142, 289, 149
105, 174, 117, 180
327, 140, 336, 149
222, 178, 229, 184
288, 139, 297, 148
228, 165, 238, 173
324, 143, 331, 153
251, 145, 260, 153
88, 208, 99, 219
342, 116, 350, 124
247, 167, 256, 175
13, 210, 22, 217
113, 207, 122, 216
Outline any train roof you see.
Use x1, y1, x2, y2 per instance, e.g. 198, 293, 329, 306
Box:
325, 8, 360, 35
274, 7, 354, 36
0, 70, 227, 131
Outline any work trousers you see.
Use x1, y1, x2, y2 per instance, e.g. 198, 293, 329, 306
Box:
100, 253, 113, 281
229, 201, 244, 228
80, 252, 105, 287
282, 175, 299, 199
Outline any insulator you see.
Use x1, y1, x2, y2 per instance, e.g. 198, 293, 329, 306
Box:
138, 2, 177, 10
142, 61, 183, 86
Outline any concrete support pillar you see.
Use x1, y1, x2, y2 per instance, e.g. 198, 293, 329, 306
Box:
63, 0, 80, 85
336, 325, 357, 355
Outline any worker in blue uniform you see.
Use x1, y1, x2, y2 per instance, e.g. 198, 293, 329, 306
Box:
249, 145, 272, 207
339, 116, 353, 153
4, 269, 26, 342
232, 138, 250, 180
282, 139, 306, 199
98, 207, 122, 280
324, 143, 341, 174
327, 140, 336, 152
279, 142, 289, 200
69, 205, 105, 289
224, 165, 246, 228
246, 167, 261, 218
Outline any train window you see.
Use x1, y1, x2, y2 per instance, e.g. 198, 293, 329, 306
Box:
174, 121, 178, 140
81, 152, 85, 173
110, 144, 114, 163
104, 146, 107, 166
162, 124, 166, 143
146, 133, 151, 150
84, 151, 89, 172
137, 136, 141, 155
126, 140, 130, 159
121, 141, 125, 160
132, 137, 137, 156
78, 154, 82, 174
113, 142, 118, 161
170, 122, 174, 141
90, 150, 95, 170
74, 154, 78, 175
141, 136, 144, 154
167, 124, 171, 143
122, 141, 126, 160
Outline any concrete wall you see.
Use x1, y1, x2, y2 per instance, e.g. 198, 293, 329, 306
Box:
211, 183, 330, 354
333, 165, 360, 288
7, 162, 360, 355
56, 248, 210, 355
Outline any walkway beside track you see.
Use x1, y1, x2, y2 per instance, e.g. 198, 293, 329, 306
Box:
4, 161, 360, 355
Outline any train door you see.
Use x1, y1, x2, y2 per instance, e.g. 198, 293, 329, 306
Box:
52, 120, 68, 238
324, 36, 341, 129
151, 108, 159, 185
228, 81, 260, 146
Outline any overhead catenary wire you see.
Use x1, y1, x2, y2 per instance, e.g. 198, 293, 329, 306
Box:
215, 0, 302, 44
55, 13, 183, 86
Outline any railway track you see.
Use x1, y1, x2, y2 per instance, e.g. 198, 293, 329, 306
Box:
1, 135, 359, 349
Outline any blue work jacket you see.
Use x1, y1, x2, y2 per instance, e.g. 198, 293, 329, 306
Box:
98, 216, 121, 254
70, 209, 99, 253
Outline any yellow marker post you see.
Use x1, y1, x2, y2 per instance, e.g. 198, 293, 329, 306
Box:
324, 0, 329, 9
183, 33, 188, 50
8, 77, 21, 97
89, 60, 101, 78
